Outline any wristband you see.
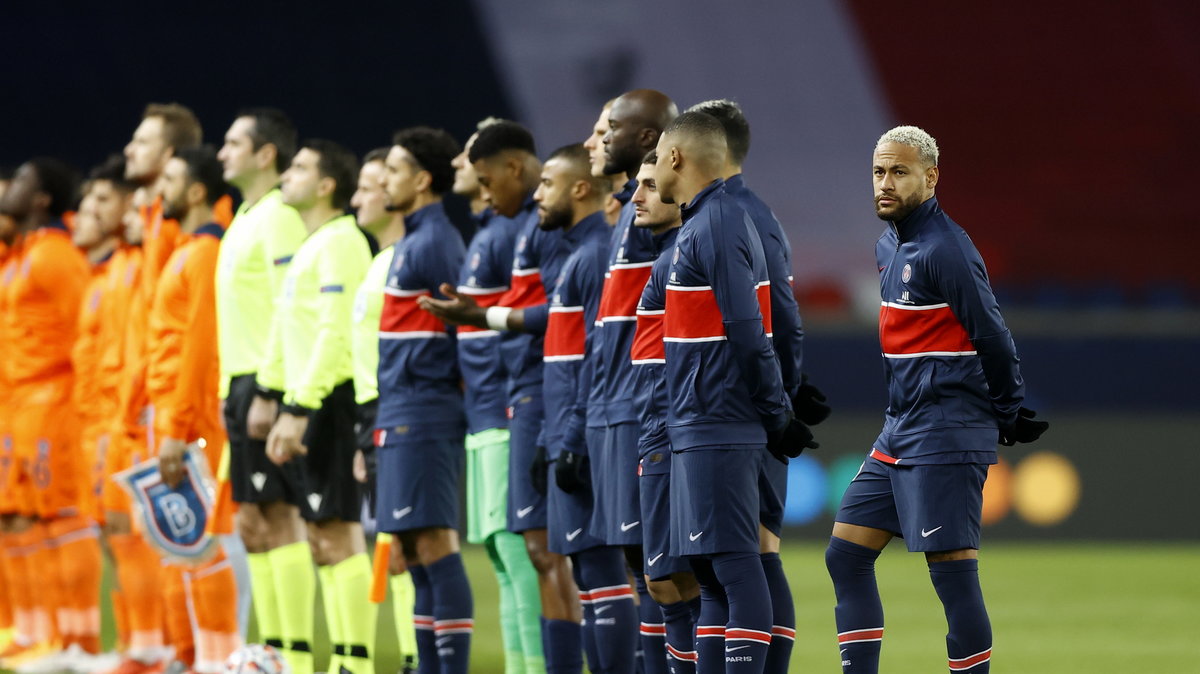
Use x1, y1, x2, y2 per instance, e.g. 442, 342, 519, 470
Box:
485, 306, 513, 331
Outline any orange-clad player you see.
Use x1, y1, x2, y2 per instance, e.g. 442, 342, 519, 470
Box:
146, 147, 243, 674
71, 157, 127, 528
104, 103, 204, 674
0, 158, 98, 667
0, 168, 17, 652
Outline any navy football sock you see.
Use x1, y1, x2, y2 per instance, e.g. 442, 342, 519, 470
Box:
572, 547, 637, 673
760, 552, 795, 673
825, 537, 884, 674
929, 559, 992, 673
428, 553, 473, 674
661, 599, 697, 674
408, 564, 437, 672
635, 574, 668, 674
571, 564, 600, 671
688, 557, 727, 674
686, 595, 702, 624
542, 617, 583, 674
711, 552, 772, 673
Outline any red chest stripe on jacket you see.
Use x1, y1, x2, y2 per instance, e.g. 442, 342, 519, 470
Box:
457, 285, 507, 335
597, 262, 653, 324
544, 306, 586, 361
380, 288, 447, 339
500, 268, 545, 309
664, 283, 771, 343
878, 302, 976, 358
631, 310, 665, 364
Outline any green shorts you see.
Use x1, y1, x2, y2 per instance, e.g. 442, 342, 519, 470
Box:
465, 427, 511, 543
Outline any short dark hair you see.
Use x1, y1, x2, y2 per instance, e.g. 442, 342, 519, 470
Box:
174, 145, 226, 206
392, 126, 460, 195
642, 150, 657, 165
300, 139, 358, 210
88, 154, 137, 193
363, 147, 390, 164
467, 120, 536, 163
143, 102, 203, 151
28, 157, 79, 217
664, 110, 726, 142
547, 143, 611, 195
686, 99, 750, 165
237, 107, 297, 173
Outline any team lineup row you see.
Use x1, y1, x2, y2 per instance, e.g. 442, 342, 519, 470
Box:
0, 88, 1048, 674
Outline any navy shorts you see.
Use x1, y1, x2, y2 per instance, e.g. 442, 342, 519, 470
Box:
639, 471, 690, 580
375, 425, 464, 534
758, 447, 787, 537
547, 469, 605, 557
588, 423, 642, 546
506, 391, 547, 532
670, 447, 763, 557
835, 457, 988, 552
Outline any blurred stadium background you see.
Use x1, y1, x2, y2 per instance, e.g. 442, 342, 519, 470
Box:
4, 0, 1197, 671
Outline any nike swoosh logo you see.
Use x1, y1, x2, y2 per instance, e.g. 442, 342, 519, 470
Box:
689, 531, 704, 541
921, 526, 942, 537
647, 553, 664, 566
620, 521, 640, 532
516, 506, 534, 518
566, 528, 583, 541
394, 506, 413, 519
594, 605, 612, 615
726, 645, 752, 652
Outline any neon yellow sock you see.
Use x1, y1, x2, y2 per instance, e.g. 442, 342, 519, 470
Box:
318, 566, 342, 674
390, 571, 417, 664
246, 553, 282, 647
268, 542, 315, 674
332, 554, 375, 674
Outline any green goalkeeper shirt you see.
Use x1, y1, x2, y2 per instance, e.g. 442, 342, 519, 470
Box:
257, 214, 372, 411
214, 189, 306, 397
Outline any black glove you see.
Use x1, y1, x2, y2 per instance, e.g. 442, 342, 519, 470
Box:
792, 374, 831, 426
998, 407, 1049, 446
529, 445, 550, 495
766, 414, 819, 464
554, 450, 591, 494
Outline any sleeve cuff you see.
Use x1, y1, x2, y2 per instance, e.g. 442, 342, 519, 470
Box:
254, 382, 284, 402
280, 402, 317, 417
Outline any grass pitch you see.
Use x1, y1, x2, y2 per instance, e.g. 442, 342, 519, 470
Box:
6, 541, 1196, 673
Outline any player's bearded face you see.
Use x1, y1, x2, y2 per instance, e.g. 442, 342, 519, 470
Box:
873, 142, 933, 222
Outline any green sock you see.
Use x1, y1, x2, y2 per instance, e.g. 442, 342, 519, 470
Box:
493, 531, 544, 672
318, 565, 343, 674
268, 541, 315, 674
247, 552, 283, 647
488, 538, 523, 674
390, 571, 417, 664
332, 553, 375, 674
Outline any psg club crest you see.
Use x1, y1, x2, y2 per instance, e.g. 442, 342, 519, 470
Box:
901, 263, 912, 283
114, 445, 217, 562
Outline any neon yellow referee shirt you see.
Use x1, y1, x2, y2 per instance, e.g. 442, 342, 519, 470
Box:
351, 245, 395, 405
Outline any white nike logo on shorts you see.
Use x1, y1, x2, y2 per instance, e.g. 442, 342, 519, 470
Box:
689, 531, 704, 541
726, 645, 752, 652
517, 505, 534, 518
620, 521, 640, 532
393, 506, 413, 519
566, 528, 583, 541
647, 553, 664, 566
921, 526, 942, 537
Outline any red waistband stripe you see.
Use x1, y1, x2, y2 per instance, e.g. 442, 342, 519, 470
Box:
948, 648, 992, 671
837, 627, 884, 644
869, 448, 900, 465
